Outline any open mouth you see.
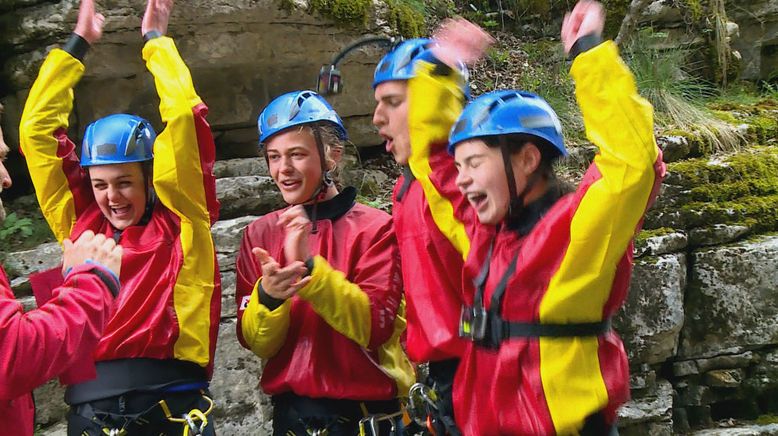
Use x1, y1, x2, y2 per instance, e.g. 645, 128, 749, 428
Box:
467, 192, 488, 211
280, 179, 302, 191
110, 205, 131, 218
380, 133, 394, 153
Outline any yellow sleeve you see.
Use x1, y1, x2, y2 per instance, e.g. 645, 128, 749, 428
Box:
537, 41, 664, 433
143, 37, 219, 365
407, 60, 472, 260
297, 256, 372, 348
18, 49, 85, 243
541, 41, 662, 323
142, 36, 215, 225
240, 279, 292, 359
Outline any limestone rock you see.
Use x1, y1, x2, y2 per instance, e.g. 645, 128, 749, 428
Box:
209, 318, 271, 434
615, 254, 686, 365
680, 236, 778, 359
618, 378, 673, 435
216, 176, 284, 219
689, 224, 750, 247
3, 241, 61, 280
704, 369, 744, 388
634, 231, 687, 258
214, 158, 267, 179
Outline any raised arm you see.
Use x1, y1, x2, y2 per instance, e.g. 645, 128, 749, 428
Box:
406, 19, 493, 259
18, 0, 104, 243
141, 0, 219, 226
541, 1, 665, 322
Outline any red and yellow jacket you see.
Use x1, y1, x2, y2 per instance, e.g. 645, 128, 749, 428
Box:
19, 38, 221, 374
411, 42, 665, 434
236, 189, 414, 400
394, 57, 476, 364
0, 263, 117, 436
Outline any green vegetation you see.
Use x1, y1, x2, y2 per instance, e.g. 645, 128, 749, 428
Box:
0, 210, 54, 257
624, 29, 744, 154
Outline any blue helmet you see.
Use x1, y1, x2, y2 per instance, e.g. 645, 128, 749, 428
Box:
258, 90, 347, 147
374, 38, 470, 98
373, 38, 431, 87
448, 90, 566, 157
81, 114, 156, 167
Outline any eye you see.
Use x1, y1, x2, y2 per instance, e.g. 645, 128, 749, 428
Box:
119, 181, 132, 188
291, 152, 305, 158
267, 154, 280, 162
93, 183, 107, 190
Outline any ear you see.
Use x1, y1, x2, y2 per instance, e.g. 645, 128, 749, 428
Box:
511, 142, 542, 176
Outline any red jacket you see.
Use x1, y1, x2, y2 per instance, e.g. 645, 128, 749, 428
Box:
396, 61, 476, 364
19, 38, 220, 377
408, 42, 665, 434
236, 188, 414, 400
0, 264, 117, 435
451, 43, 665, 435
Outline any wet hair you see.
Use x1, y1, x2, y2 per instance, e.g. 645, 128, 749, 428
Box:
483, 133, 571, 195
264, 121, 348, 188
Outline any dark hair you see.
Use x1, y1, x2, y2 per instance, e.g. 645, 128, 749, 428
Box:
483, 133, 572, 195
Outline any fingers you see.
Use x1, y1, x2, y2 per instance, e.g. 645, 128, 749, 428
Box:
252, 247, 279, 276
278, 206, 307, 227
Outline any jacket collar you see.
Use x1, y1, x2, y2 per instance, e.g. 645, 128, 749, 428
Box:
303, 186, 357, 221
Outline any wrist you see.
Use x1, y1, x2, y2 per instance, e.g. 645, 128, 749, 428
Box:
63, 33, 91, 62
568, 33, 603, 61
258, 281, 286, 311
143, 30, 163, 43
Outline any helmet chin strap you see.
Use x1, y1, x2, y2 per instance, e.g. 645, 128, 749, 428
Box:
304, 127, 334, 234
499, 136, 541, 226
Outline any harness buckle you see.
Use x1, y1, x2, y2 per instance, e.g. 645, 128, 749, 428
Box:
458, 305, 487, 341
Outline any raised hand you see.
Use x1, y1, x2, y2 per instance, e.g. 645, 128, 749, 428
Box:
430, 18, 495, 69
62, 230, 123, 279
73, 0, 105, 45
277, 206, 312, 264
561, 0, 605, 55
141, 0, 174, 37
252, 248, 311, 300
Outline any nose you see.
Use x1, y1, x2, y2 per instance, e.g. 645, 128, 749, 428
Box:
0, 161, 12, 190
106, 184, 122, 202
372, 104, 385, 128
280, 155, 295, 174
455, 167, 471, 191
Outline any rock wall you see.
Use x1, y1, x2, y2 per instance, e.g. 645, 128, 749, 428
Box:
0, 0, 399, 164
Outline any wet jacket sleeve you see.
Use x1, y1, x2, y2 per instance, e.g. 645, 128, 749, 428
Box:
0, 264, 117, 400
235, 226, 292, 359
536, 41, 666, 433
142, 36, 220, 365
240, 279, 292, 359
407, 59, 475, 261
540, 40, 665, 322
298, 223, 402, 350
19, 49, 92, 244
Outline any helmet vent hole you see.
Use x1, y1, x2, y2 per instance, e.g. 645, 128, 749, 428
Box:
95, 143, 117, 158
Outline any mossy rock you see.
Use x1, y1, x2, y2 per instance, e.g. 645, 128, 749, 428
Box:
646, 146, 778, 232
278, 0, 426, 37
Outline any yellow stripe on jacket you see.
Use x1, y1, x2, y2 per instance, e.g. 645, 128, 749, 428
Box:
539, 41, 660, 433
142, 37, 216, 366
19, 49, 84, 243
407, 61, 471, 261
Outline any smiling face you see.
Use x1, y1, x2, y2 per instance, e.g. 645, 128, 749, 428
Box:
454, 138, 543, 225
265, 127, 324, 205
372, 80, 411, 165
89, 162, 148, 230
